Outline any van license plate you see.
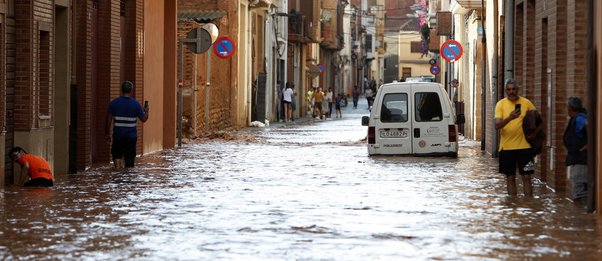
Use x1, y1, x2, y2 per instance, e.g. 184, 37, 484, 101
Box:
380, 129, 408, 138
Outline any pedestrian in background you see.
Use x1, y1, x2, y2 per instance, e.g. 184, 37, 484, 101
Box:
335, 94, 343, 118
313, 87, 325, 119
290, 86, 297, 122
9, 147, 54, 187
563, 96, 588, 201
494, 79, 536, 197
283, 82, 295, 122
325, 88, 334, 118
306, 87, 314, 117
352, 86, 361, 109
365, 87, 374, 110
105, 81, 149, 169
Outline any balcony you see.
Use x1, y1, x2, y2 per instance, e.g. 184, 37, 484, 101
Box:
288, 13, 320, 43
288, 13, 305, 42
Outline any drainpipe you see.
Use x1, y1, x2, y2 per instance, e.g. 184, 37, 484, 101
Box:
586, 0, 596, 213
481, 0, 487, 151
492, 0, 500, 157
504, 0, 514, 81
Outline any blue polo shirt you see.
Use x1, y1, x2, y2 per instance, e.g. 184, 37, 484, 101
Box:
108, 96, 145, 140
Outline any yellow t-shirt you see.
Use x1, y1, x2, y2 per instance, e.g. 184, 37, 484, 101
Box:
494, 96, 536, 151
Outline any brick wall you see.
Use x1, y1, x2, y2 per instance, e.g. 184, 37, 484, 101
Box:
0, 16, 4, 132
4, 14, 16, 183
178, 1, 236, 135
76, 0, 93, 171
14, 3, 34, 130
93, 0, 121, 163
515, 0, 589, 193
13, 1, 54, 129
178, 0, 217, 10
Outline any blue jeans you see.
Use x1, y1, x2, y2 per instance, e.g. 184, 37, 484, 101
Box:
568, 164, 588, 200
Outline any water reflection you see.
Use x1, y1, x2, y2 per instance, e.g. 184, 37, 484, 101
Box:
1, 113, 601, 260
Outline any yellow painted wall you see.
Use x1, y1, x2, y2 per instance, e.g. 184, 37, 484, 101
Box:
397, 32, 431, 78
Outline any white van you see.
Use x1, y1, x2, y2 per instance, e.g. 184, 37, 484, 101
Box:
361, 82, 464, 157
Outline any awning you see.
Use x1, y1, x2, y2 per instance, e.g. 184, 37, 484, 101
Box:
178, 10, 226, 22
307, 64, 321, 78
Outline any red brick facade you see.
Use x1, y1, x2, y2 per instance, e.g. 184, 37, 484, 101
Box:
75, 0, 147, 169
178, 0, 237, 136
2, 0, 177, 184
514, 0, 589, 193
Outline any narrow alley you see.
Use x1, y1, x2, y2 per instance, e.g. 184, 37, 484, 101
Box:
1, 99, 600, 260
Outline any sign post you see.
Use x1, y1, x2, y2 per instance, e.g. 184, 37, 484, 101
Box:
178, 25, 218, 146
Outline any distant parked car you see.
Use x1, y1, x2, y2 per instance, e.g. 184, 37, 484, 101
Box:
403, 76, 435, 82
404, 77, 423, 82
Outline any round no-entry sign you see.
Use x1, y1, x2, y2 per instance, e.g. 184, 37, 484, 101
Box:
213, 36, 236, 59
430, 64, 441, 75
440, 39, 463, 62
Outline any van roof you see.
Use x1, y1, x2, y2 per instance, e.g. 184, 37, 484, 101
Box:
378, 82, 445, 93
381, 82, 442, 89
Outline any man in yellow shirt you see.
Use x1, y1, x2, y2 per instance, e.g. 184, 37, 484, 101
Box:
495, 79, 536, 196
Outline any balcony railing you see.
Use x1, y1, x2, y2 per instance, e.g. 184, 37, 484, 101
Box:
288, 13, 305, 43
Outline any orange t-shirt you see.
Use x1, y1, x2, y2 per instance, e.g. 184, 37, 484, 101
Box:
17, 154, 53, 180
314, 91, 324, 103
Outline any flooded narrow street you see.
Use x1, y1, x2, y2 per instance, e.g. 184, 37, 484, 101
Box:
1, 100, 601, 260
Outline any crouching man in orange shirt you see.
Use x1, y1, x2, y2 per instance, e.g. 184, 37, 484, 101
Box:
9, 147, 54, 187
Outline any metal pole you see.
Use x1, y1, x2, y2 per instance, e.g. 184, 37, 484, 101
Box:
586, 0, 596, 213
481, 0, 487, 151
205, 48, 211, 131
504, 0, 514, 81
194, 54, 198, 137
177, 39, 183, 147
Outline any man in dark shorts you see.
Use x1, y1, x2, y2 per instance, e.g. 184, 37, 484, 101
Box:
105, 81, 149, 169
494, 79, 537, 196
9, 147, 54, 187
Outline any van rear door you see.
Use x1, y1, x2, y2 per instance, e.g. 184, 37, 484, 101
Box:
373, 90, 413, 155
411, 84, 451, 155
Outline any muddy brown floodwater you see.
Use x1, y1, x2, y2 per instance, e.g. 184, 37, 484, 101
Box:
1, 100, 601, 260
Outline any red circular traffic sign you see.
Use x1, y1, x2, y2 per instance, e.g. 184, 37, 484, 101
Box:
430, 64, 441, 75
440, 39, 463, 62
213, 36, 236, 59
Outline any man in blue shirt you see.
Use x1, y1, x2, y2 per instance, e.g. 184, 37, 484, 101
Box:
563, 96, 588, 201
105, 81, 149, 169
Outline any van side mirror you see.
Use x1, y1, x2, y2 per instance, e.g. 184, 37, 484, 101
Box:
456, 114, 465, 125
361, 116, 370, 126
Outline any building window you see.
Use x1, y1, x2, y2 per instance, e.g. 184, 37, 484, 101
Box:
402, 67, 412, 80
411, 41, 422, 53
39, 30, 51, 117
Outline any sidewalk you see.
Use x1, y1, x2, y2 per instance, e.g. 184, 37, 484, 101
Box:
266, 95, 371, 129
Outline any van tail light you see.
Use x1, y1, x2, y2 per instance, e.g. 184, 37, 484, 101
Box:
368, 127, 376, 144
448, 125, 457, 142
